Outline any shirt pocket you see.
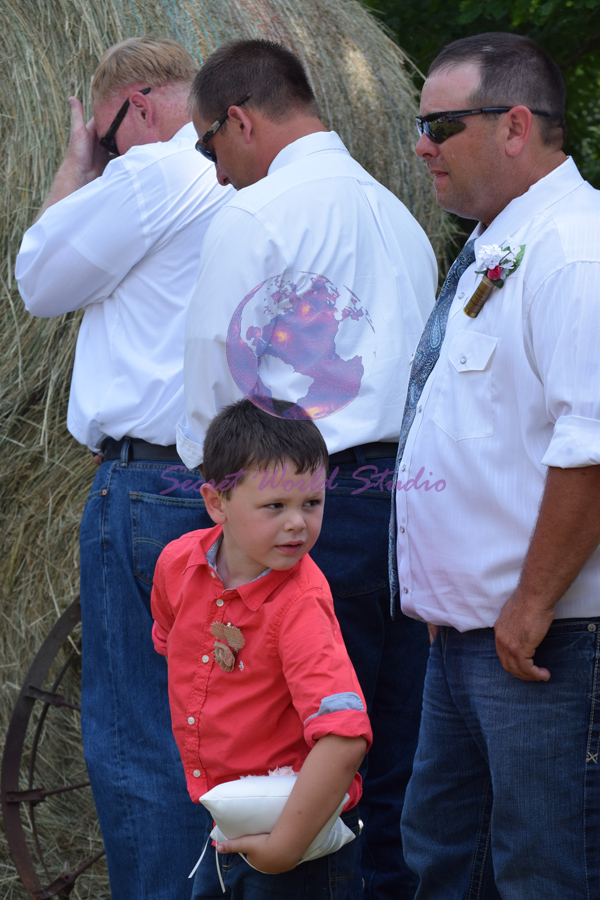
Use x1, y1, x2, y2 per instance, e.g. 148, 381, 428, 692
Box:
432, 331, 498, 441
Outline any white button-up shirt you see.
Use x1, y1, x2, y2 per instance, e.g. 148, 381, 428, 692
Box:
16, 123, 232, 450
396, 158, 600, 630
177, 131, 436, 465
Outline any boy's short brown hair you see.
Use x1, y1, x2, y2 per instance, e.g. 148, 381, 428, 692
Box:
202, 398, 328, 498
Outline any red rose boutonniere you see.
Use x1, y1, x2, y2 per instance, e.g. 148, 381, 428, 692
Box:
464, 240, 526, 317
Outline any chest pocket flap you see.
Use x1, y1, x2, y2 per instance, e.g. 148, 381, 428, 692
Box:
447, 331, 498, 373
433, 331, 498, 441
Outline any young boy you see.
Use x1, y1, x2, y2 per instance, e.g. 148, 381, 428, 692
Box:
151, 399, 372, 898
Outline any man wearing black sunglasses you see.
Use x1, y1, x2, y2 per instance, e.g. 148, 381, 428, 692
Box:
16, 36, 231, 900
391, 33, 600, 899
177, 37, 437, 900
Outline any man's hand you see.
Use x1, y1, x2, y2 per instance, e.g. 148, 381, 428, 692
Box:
494, 592, 554, 681
215, 832, 298, 874
36, 97, 110, 218
64, 97, 110, 184
494, 464, 600, 682
426, 623, 438, 644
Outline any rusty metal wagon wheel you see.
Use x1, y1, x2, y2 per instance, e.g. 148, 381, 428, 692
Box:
1, 599, 107, 899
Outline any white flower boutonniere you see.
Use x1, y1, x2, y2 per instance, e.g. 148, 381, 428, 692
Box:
463, 240, 526, 317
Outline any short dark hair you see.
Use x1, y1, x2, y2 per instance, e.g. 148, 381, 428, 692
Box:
428, 33, 566, 148
202, 399, 328, 497
190, 39, 320, 124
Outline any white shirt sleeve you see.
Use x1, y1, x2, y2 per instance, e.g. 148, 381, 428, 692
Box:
16, 161, 147, 317
528, 262, 600, 467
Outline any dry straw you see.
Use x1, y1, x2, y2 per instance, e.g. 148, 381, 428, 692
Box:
0, 0, 449, 896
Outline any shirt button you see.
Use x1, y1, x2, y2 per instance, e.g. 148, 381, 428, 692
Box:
418, 406, 422, 413
216, 598, 224, 607
202, 655, 210, 663
403, 586, 409, 594
399, 525, 405, 533
458, 292, 465, 300
460, 355, 467, 364
210, 571, 216, 579
588, 623, 597, 633
401, 465, 406, 472
187, 716, 195, 725
193, 769, 201, 778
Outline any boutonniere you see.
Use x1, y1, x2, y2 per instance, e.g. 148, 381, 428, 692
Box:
210, 621, 245, 672
464, 240, 525, 317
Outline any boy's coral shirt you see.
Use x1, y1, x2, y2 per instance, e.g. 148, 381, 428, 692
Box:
151, 526, 372, 806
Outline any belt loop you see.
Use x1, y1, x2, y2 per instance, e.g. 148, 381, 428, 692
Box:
119, 437, 131, 466
354, 447, 366, 467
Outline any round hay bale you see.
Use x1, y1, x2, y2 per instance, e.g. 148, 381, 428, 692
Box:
0, 1, 449, 895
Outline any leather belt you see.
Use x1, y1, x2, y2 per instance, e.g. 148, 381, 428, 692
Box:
100, 437, 183, 462
100, 438, 398, 466
328, 442, 398, 465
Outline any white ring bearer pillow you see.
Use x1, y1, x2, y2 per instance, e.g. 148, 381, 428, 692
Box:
190, 766, 356, 884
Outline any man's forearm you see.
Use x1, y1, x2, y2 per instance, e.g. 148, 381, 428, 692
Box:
517, 464, 600, 605
36, 97, 108, 220
37, 159, 94, 218
494, 464, 600, 680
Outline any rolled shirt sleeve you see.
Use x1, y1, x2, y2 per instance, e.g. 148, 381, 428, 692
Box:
528, 263, 600, 468
277, 588, 373, 751
150, 549, 176, 658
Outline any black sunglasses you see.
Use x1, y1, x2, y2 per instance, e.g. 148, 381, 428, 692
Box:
195, 92, 252, 163
416, 106, 552, 144
99, 87, 152, 156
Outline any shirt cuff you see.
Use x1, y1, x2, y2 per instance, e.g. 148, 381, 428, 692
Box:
151, 621, 168, 657
542, 415, 600, 467
304, 709, 373, 752
176, 423, 203, 470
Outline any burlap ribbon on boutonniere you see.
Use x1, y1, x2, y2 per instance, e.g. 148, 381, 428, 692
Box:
464, 240, 525, 318
210, 621, 245, 672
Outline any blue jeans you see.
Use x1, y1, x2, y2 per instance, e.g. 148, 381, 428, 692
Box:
401, 622, 600, 900
191, 806, 361, 899
79, 451, 214, 899
310, 457, 429, 900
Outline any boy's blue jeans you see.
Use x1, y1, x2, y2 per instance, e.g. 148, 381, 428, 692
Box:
191, 807, 362, 899
79, 452, 214, 900
402, 622, 600, 899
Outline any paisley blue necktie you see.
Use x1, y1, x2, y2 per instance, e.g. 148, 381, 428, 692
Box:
397, 239, 476, 460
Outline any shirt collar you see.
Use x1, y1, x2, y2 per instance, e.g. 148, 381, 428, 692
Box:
472, 157, 583, 250
204, 534, 222, 573
176, 121, 199, 144
184, 526, 302, 611
267, 131, 347, 176
205, 533, 271, 584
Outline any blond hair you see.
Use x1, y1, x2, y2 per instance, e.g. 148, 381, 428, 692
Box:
92, 37, 197, 103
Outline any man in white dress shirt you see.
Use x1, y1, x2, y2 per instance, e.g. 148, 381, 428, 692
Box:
178, 39, 437, 899
16, 37, 232, 900
391, 33, 600, 899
